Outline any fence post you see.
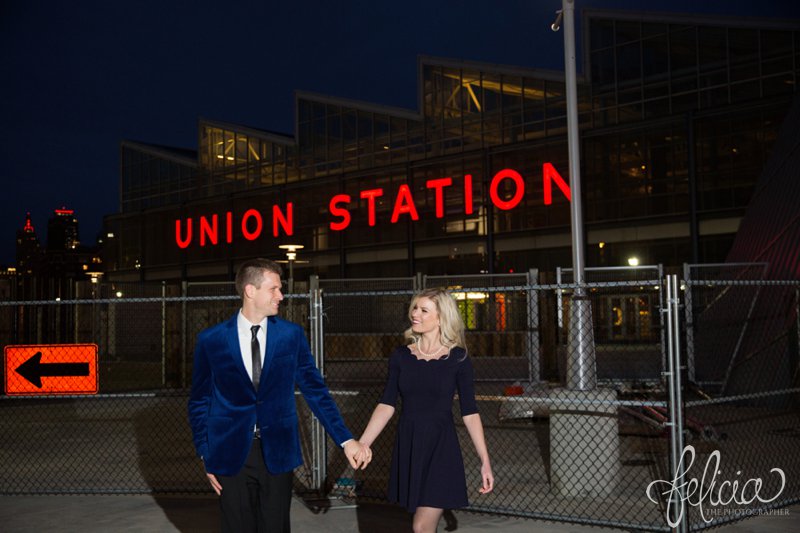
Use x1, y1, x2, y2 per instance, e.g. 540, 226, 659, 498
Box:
796, 288, 800, 367
309, 275, 327, 493
682, 264, 695, 383
161, 280, 166, 387
665, 274, 688, 532
181, 280, 188, 389
526, 268, 540, 383
74, 280, 80, 343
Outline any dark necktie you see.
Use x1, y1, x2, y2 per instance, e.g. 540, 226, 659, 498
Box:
251, 325, 261, 390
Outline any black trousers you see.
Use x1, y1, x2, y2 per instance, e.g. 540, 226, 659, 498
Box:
217, 438, 293, 533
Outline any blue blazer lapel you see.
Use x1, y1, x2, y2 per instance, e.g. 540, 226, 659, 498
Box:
224, 314, 250, 385
261, 316, 281, 384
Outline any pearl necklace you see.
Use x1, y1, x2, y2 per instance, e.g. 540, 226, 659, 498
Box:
415, 339, 446, 358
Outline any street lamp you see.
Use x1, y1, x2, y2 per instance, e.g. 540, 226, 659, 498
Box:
278, 244, 304, 284
278, 244, 309, 295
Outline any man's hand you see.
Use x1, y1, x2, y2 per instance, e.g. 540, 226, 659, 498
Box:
207, 472, 222, 495
343, 439, 372, 470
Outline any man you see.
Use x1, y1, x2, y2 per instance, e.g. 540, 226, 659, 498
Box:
188, 258, 371, 532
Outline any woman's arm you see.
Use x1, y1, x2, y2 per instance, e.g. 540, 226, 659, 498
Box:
359, 403, 395, 447
463, 413, 494, 493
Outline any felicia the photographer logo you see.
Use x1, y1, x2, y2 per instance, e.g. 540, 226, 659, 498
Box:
646, 445, 786, 527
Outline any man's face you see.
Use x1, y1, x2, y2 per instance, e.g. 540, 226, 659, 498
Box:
249, 270, 284, 317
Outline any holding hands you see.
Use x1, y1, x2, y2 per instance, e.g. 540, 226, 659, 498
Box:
344, 439, 372, 470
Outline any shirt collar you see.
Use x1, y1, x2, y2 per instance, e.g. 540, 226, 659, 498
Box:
238, 309, 267, 331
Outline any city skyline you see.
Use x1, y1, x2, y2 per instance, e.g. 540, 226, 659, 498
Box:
2, 0, 798, 266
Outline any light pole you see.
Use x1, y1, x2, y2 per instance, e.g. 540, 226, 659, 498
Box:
548, 1, 618, 501
553, 0, 596, 391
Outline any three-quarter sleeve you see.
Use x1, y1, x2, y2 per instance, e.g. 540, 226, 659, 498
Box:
378, 348, 402, 407
456, 354, 479, 416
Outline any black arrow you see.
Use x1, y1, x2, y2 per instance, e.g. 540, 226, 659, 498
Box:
15, 351, 90, 388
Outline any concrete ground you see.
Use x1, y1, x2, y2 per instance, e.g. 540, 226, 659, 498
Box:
0, 495, 797, 533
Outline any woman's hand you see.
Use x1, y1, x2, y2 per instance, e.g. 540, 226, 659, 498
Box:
354, 442, 373, 469
479, 461, 494, 494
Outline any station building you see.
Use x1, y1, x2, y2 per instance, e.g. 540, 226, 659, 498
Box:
103, 9, 800, 283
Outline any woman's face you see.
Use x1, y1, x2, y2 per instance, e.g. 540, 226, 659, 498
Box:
410, 296, 440, 335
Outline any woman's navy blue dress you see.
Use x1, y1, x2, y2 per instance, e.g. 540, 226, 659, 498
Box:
379, 345, 478, 512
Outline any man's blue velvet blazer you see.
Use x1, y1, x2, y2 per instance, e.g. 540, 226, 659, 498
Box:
188, 313, 353, 476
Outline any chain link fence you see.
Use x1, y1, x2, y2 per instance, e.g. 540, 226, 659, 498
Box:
1, 268, 798, 530
680, 265, 800, 530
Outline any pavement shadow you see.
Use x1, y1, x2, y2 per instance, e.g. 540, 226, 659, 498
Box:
133, 393, 219, 532
353, 501, 462, 532
151, 495, 219, 532
355, 501, 413, 532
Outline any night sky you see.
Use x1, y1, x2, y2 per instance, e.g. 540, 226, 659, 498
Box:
1, 0, 797, 266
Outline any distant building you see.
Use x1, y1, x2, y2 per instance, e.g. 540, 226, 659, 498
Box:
12, 208, 103, 300
15, 212, 40, 273
105, 9, 800, 282
47, 207, 80, 251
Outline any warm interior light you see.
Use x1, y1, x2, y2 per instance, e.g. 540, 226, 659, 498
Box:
451, 291, 489, 301
627, 257, 640, 267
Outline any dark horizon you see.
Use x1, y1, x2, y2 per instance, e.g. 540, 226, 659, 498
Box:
2, 0, 798, 266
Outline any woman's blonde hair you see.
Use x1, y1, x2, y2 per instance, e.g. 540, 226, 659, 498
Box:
403, 288, 466, 353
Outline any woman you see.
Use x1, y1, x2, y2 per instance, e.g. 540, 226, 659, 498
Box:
358, 288, 494, 533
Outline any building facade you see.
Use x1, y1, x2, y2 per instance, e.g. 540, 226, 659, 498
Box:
105, 10, 800, 282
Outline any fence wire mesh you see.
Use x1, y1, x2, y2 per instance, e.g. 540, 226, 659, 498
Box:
680, 265, 800, 530
1, 270, 798, 531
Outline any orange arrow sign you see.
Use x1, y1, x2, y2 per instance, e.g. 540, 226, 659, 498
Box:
4, 344, 98, 395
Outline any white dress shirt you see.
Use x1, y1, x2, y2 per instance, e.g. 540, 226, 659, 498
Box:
236, 310, 352, 448
237, 310, 266, 383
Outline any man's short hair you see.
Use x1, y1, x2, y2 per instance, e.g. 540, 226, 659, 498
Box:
235, 258, 283, 296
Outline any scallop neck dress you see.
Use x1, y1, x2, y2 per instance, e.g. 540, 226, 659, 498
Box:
379, 345, 478, 513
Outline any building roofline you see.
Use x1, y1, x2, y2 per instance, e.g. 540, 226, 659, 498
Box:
418, 54, 573, 83
294, 90, 422, 121
198, 118, 295, 145
583, 8, 800, 31
120, 140, 197, 166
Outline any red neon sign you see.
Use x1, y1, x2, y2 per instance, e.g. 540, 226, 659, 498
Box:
489, 168, 525, 210
176, 204, 294, 249
427, 178, 452, 218
390, 184, 420, 223
360, 189, 383, 226
173, 164, 570, 249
